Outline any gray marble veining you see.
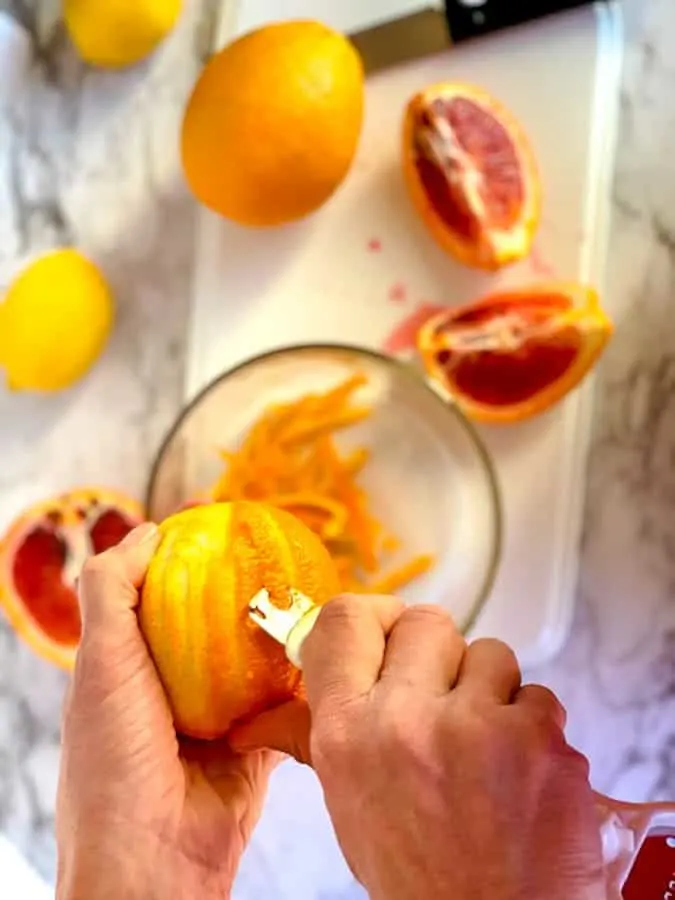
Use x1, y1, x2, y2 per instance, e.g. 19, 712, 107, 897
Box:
0, 0, 208, 878
534, 0, 675, 807
0, 0, 674, 885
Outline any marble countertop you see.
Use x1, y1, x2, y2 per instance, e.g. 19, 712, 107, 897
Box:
0, 0, 674, 884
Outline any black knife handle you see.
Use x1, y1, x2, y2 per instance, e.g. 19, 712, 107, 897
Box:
444, 0, 605, 44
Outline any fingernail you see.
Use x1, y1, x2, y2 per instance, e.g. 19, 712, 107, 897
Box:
120, 522, 159, 547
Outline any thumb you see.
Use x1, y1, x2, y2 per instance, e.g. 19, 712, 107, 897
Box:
67, 522, 171, 731
229, 700, 312, 765
78, 522, 160, 634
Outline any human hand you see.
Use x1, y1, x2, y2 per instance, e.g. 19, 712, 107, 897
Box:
234, 595, 606, 900
56, 524, 281, 900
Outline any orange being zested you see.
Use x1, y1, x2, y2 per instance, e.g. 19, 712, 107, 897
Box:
403, 82, 541, 270
141, 374, 437, 741
139, 502, 340, 739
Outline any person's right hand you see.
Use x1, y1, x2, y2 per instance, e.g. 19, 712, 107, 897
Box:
233, 594, 606, 900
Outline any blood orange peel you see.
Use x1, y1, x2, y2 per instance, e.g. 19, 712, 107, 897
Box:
418, 283, 612, 424
403, 83, 541, 271
0, 488, 144, 669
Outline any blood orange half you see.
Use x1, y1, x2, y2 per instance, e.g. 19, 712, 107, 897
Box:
418, 283, 613, 424
0, 487, 144, 669
403, 82, 541, 271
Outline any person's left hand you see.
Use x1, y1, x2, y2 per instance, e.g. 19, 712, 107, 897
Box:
56, 523, 281, 900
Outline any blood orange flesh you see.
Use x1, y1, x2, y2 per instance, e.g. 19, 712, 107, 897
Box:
403, 83, 541, 270
430, 294, 580, 407
418, 284, 612, 424
0, 488, 144, 667
414, 96, 526, 241
13, 528, 79, 646
89, 507, 138, 552
11, 505, 137, 645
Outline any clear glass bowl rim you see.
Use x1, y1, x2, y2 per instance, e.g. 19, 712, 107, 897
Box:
145, 342, 504, 636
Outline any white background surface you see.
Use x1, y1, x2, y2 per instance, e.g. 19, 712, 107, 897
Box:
189, 3, 622, 668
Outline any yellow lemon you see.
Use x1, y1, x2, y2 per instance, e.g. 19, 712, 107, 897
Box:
64, 0, 183, 68
0, 250, 114, 393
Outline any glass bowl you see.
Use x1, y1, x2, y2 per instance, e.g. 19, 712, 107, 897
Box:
146, 344, 502, 634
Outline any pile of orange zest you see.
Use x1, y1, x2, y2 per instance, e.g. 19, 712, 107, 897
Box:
211, 374, 435, 594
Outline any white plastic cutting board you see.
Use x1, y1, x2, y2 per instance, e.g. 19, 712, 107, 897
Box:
188, 1, 623, 668
186, 4, 623, 899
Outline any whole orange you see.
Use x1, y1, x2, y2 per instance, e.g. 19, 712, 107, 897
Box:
181, 20, 364, 226
139, 501, 340, 739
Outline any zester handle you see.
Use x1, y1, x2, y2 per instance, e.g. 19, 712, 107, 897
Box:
596, 793, 675, 897
285, 605, 322, 669
444, 0, 606, 44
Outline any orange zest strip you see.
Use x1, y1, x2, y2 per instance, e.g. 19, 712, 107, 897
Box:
367, 555, 436, 596
211, 375, 434, 594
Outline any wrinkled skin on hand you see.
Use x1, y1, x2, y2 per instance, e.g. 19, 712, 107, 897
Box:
56, 524, 608, 900
234, 595, 607, 900
56, 524, 281, 900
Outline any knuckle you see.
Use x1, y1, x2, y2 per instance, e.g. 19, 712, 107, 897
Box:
475, 636, 514, 655
317, 593, 362, 628
78, 554, 127, 611
521, 685, 566, 728
472, 637, 520, 672
308, 594, 372, 651
564, 743, 591, 778
78, 553, 117, 591
525, 712, 565, 760
399, 604, 455, 631
522, 718, 589, 781
315, 593, 402, 634
526, 683, 561, 707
